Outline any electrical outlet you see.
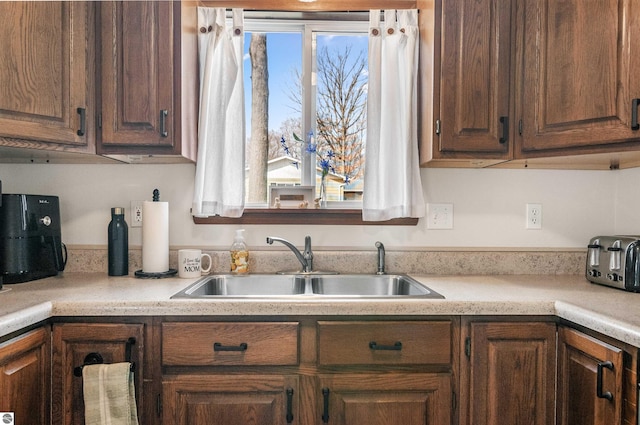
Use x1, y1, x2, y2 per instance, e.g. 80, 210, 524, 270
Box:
130, 200, 143, 227
427, 203, 454, 229
526, 203, 542, 229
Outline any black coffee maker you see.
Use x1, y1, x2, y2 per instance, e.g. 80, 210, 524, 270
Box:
0, 193, 67, 283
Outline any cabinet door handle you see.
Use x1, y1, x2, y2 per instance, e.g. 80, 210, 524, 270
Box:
213, 342, 248, 352
632, 99, 640, 130
321, 388, 330, 423
596, 360, 614, 401
369, 341, 402, 351
499, 116, 509, 144
77, 107, 86, 136
160, 109, 169, 137
286, 388, 294, 423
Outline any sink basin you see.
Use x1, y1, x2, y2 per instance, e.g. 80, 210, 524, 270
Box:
172, 274, 306, 297
171, 274, 444, 299
310, 274, 444, 298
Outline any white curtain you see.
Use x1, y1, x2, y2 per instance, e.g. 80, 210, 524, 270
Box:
192, 8, 245, 218
363, 10, 425, 221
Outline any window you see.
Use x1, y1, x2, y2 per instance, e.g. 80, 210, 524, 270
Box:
242, 13, 369, 209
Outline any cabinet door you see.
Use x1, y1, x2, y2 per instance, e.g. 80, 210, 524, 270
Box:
518, 0, 640, 155
99, 1, 175, 152
163, 375, 298, 425
435, 0, 513, 158
0, 327, 50, 425
0, 2, 94, 150
557, 326, 623, 425
52, 323, 145, 425
462, 321, 556, 425
317, 373, 451, 425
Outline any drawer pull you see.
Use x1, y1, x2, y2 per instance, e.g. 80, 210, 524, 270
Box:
321, 388, 330, 423
499, 116, 509, 144
213, 342, 248, 352
77, 107, 86, 136
286, 388, 294, 423
596, 360, 614, 401
160, 109, 169, 137
369, 341, 402, 351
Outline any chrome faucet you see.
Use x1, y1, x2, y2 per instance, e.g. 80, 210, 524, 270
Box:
266, 236, 314, 273
375, 241, 386, 275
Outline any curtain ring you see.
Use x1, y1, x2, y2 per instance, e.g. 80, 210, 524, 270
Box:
234, 27, 242, 36
199, 26, 207, 34
400, 28, 406, 33
371, 28, 380, 36
387, 28, 395, 35
208, 25, 213, 32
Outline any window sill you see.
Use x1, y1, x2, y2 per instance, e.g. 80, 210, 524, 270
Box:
192, 209, 418, 225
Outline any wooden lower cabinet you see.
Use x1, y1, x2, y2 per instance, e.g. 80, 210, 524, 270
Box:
460, 320, 557, 425
0, 327, 51, 425
163, 374, 298, 424
52, 322, 146, 425
160, 318, 456, 425
317, 373, 451, 425
557, 326, 624, 425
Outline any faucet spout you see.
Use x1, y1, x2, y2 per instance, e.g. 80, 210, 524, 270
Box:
266, 236, 314, 273
375, 241, 386, 275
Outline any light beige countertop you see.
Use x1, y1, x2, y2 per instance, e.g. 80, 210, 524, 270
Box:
1, 273, 639, 347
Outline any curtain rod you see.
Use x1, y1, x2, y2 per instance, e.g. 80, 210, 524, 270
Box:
223, 10, 417, 22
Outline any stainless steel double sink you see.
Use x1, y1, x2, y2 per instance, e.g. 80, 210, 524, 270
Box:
171, 274, 444, 299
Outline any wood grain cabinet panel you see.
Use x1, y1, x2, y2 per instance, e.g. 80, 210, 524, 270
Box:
0, 2, 94, 152
0, 327, 51, 425
317, 373, 451, 425
52, 322, 145, 425
518, 0, 640, 156
461, 321, 557, 425
557, 326, 624, 425
98, 1, 175, 152
163, 375, 299, 425
427, 0, 640, 168
432, 0, 513, 160
317, 320, 452, 366
162, 322, 299, 366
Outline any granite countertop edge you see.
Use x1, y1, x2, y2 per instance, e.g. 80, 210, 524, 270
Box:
1, 273, 639, 348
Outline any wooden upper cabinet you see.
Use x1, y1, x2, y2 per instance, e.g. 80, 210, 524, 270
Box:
517, 0, 640, 156
432, 0, 513, 162
0, 2, 94, 152
98, 1, 177, 154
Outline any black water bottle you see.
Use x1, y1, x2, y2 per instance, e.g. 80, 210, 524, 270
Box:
108, 207, 128, 276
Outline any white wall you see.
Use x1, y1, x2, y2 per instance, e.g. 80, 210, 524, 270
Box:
0, 162, 627, 249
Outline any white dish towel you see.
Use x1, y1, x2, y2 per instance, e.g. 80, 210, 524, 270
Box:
82, 362, 139, 425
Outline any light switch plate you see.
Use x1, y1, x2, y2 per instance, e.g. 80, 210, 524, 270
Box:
427, 203, 454, 229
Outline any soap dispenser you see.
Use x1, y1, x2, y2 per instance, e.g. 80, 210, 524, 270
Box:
230, 229, 249, 274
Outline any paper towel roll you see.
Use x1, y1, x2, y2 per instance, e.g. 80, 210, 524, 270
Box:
142, 201, 169, 273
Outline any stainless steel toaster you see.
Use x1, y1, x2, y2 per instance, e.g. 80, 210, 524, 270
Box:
586, 235, 640, 292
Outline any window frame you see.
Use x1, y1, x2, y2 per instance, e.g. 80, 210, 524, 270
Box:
242, 18, 369, 209
193, 4, 423, 226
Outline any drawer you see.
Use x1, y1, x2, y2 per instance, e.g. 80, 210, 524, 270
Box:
162, 322, 299, 366
318, 321, 452, 366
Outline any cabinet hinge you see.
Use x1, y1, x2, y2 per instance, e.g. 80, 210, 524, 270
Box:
518, 119, 523, 136
98, 113, 102, 129
464, 336, 471, 358
156, 393, 162, 417
435, 119, 441, 135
